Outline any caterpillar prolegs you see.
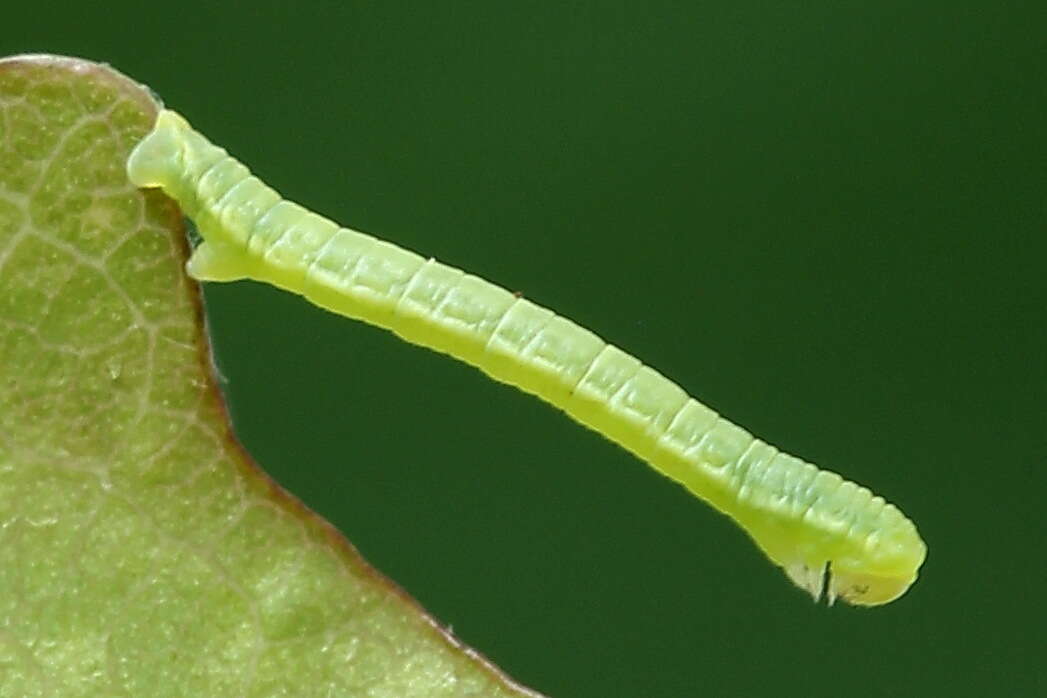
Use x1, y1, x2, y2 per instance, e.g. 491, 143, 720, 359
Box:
128, 110, 927, 606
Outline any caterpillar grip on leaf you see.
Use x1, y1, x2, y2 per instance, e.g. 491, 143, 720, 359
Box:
128, 109, 927, 606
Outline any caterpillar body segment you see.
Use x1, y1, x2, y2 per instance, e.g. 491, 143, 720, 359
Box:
128, 109, 927, 606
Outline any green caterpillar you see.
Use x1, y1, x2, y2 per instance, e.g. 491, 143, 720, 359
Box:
128, 109, 926, 606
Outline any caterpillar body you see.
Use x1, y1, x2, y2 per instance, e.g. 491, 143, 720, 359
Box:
128, 110, 926, 606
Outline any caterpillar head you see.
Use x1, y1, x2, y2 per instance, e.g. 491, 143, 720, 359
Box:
780, 517, 927, 606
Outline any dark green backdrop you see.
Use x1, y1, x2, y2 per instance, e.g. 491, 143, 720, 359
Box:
8, 2, 1045, 696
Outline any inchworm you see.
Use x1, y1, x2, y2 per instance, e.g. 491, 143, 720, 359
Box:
128, 110, 926, 606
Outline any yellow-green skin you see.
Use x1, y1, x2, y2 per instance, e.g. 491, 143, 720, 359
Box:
128, 110, 926, 606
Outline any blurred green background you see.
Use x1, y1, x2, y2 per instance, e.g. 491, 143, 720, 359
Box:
6, 2, 1045, 696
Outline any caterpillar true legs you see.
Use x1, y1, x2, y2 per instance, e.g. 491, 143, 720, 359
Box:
128, 109, 927, 606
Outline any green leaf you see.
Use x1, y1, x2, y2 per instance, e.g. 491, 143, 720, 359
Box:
0, 54, 542, 698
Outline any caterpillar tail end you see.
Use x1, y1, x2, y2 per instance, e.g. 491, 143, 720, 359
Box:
186, 241, 254, 282
127, 109, 191, 188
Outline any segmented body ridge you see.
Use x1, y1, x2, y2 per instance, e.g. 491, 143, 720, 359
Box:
126, 110, 926, 605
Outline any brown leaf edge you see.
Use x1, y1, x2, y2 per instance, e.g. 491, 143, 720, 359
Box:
0, 53, 548, 698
